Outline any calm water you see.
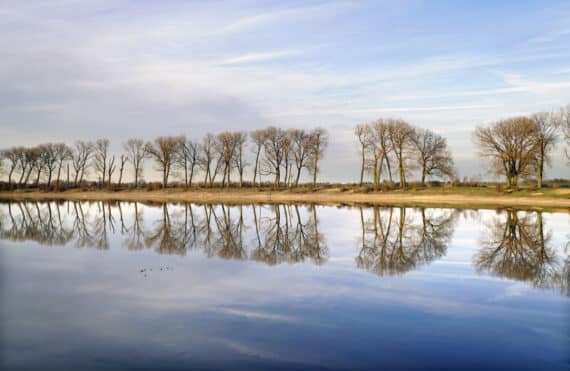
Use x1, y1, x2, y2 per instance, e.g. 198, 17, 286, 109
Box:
0, 201, 568, 371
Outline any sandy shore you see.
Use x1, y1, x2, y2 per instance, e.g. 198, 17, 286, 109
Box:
1, 188, 569, 211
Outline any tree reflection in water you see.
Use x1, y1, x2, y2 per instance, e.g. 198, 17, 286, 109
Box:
0, 201, 328, 267
476, 210, 569, 295
0, 201, 567, 294
356, 206, 457, 276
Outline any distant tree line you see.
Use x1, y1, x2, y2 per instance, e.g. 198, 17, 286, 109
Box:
1, 104, 569, 190
0, 127, 328, 189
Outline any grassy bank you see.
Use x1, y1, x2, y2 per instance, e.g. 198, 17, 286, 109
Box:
1, 185, 569, 211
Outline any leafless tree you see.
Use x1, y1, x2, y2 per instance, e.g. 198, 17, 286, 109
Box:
117, 154, 128, 186
123, 138, 148, 187
261, 127, 288, 188
107, 156, 117, 185
282, 131, 293, 187
22, 147, 40, 185
370, 120, 395, 188
54, 143, 72, 187
412, 128, 456, 185
40, 143, 60, 187
250, 129, 268, 187
388, 120, 415, 188
473, 116, 538, 188
562, 104, 570, 160
93, 139, 110, 184
145, 136, 181, 188
214, 132, 238, 187
201, 133, 216, 187
530, 112, 560, 188
355, 124, 372, 186
71, 140, 94, 185
232, 132, 248, 187
30, 147, 45, 187
1, 147, 22, 186
308, 127, 328, 187
290, 129, 312, 186
176, 136, 200, 187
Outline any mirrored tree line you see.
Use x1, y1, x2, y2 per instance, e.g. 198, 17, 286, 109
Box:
475, 210, 569, 294
356, 206, 457, 275
0, 201, 328, 266
0, 202, 567, 293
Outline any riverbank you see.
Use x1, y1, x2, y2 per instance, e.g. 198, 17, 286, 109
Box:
1, 186, 570, 211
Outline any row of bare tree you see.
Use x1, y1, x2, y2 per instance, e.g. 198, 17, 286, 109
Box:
355, 119, 456, 188
474, 105, 570, 188
0, 127, 328, 188
2, 105, 569, 189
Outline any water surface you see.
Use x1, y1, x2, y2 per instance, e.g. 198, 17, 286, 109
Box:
1, 201, 568, 370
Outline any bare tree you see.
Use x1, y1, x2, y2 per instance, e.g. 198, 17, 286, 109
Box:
22, 147, 39, 185
262, 127, 288, 188
291, 129, 311, 186
530, 112, 560, 188
71, 141, 94, 185
29, 147, 44, 187
282, 131, 293, 187
107, 156, 117, 185
145, 136, 180, 188
412, 128, 456, 185
250, 129, 267, 187
473, 116, 538, 188
117, 154, 128, 186
1, 147, 22, 186
93, 139, 110, 185
123, 139, 147, 187
232, 132, 248, 187
562, 104, 570, 160
201, 133, 215, 187
40, 143, 60, 187
308, 127, 328, 187
355, 124, 372, 186
388, 120, 415, 188
176, 136, 200, 187
54, 143, 72, 187
214, 132, 238, 187
370, 120, 395, 189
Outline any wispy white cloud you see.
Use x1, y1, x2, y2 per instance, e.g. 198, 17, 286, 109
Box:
526, 28, 570, 45
219, 49, 300, 65
221, 1, 353, 33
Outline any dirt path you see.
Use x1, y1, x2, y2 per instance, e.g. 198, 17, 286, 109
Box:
1, 189, 569, 211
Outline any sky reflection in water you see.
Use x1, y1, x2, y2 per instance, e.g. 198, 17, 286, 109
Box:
0, 201, 568, 371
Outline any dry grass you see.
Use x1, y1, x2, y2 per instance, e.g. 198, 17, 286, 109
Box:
1, 186, 569, 211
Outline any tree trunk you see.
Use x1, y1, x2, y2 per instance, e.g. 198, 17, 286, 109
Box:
56, 161, 63, 186
8, 167, 14, 186
189, 163, 195, 187
537, 145, 544, 188
35, 168, 42, 187
359, 146, 365, 186
252, 148, 261, 187
312, 153, 319, 187
47, 168, 53, 187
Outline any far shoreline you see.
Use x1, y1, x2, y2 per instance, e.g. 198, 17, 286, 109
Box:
1, 187, 569, 212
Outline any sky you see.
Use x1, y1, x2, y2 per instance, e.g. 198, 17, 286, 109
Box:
1, 0, 569, 182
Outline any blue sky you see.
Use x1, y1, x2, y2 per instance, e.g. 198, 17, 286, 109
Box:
1, 0, 569, 181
